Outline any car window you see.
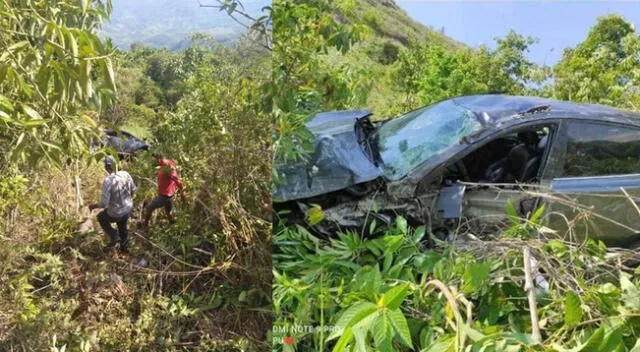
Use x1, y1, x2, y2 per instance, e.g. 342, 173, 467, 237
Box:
563, 121, 640, 177
377, 100, 482, 181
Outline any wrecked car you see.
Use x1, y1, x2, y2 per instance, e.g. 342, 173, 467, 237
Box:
273, 95, 640, 247
101, 128, 150, 159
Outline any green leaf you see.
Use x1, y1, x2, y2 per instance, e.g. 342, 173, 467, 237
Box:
35, 66, 51, 96
238, 290, 247, 302
85, 59, 93, 98
332, 328, 354, 352
423, 337, 455, 352
503, 345, 522, 352
67, 30, 78, 58
598, 327, 623, 352
383, 235, 405, 252
364, 266, 382, 299
412, 226, 426, 244
7, 40, 29, 53
564, 291, 583, 327
552, 325, 605, 352
395, 216, 408, 234
529, 203, 546, 224
327, 302, 378, 341
461, 324, 486, 342
508, 332, 536, 346
545, 239, 568, 257
580, 325, 605, 351
378, 283, 411, 310
352, 310, 380, 351
22, 106, 42, 119
23, 119, 47, 127
352, 325, 369, 352
506, 200, 520, 226
0, 95, 14, 112
620, 272, 640, 308
372, 314, 393, 352
305, 204, 324, 226
15, 133, 25, 148
383, 251, 393, 272
414, 252, 444, 274
462, 261, 491, 294
387, 262, 405, 279
104, 57, 116, 92
369, 218, 378, 234
0, 110, 11, 122
387, 308, 412, 347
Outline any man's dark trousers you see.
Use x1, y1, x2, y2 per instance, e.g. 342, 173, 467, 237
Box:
97, 210, 131, 250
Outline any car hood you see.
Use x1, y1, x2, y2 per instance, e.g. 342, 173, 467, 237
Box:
273, 110, 384, 202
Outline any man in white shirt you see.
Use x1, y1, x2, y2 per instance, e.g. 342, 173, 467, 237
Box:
89, 156, 137, 253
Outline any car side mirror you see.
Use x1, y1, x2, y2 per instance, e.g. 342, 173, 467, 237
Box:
436, 183, 466, 219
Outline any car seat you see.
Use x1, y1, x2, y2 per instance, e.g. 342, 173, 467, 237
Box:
506, 131, 541, 182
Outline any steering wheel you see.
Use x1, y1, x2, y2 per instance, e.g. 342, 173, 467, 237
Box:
483, 159, 506, 183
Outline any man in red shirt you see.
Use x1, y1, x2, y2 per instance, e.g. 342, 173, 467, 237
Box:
140, 153, 187, 229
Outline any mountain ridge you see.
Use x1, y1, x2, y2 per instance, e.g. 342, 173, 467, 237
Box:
354, 0, 464, 49
101, 0, 268, 50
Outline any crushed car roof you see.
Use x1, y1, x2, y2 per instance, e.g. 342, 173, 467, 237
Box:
453, 95, 640, 126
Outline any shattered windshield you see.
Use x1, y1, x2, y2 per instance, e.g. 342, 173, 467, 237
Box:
377, 100, 481, 180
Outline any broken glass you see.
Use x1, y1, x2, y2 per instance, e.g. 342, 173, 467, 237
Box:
377, 100, 482, 180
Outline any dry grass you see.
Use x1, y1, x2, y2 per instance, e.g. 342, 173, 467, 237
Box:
0, 158, 272, 351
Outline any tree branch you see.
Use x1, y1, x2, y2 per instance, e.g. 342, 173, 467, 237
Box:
524, 246, 542, 344
197, 0, 272, 50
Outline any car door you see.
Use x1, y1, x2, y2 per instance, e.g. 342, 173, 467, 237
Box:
545, 120, 640, 246
458, 122, 559, 234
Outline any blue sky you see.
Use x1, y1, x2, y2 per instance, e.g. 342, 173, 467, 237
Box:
396, 1, 640, 66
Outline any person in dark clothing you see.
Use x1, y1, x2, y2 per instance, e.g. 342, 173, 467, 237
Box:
89, 156, 137, 253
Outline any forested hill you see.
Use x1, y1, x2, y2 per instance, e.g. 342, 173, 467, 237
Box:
288, 0, 467, 118
101, 0, 267, 50
352, 0, 463, 49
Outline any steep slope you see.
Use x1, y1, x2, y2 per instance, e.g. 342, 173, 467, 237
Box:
356, 0, 463, 49
328, 0, 465, 117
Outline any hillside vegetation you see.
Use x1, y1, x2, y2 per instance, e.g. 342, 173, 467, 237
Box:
272, 0, 640, 351
349, 0, 462, 48
0, 1, 271, 351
